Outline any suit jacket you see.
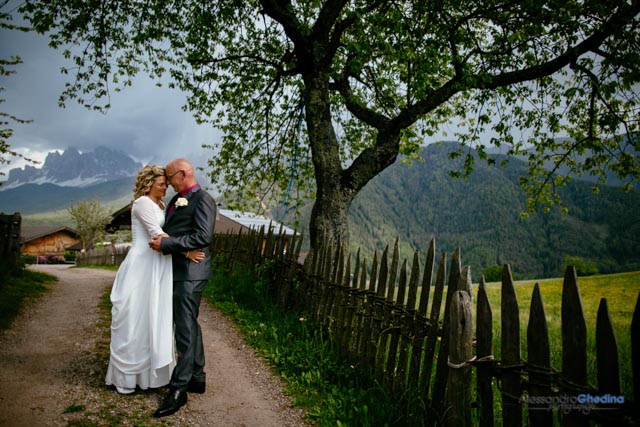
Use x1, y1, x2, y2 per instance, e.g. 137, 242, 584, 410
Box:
161, 185, 216, 281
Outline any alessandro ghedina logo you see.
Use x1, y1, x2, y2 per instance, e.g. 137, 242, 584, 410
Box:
521, 393, 625, 414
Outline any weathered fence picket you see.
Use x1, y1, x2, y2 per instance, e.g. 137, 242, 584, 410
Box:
421, 252, 446, 396
632, 292, 640, 423
447, 290, 473, 427
596, 298, 623, 426
476, 278, 494, 427
561, 266, 588, 427
0, 212, 22, 274
501, 264, 523, 427
526, 283, 553, 427
432, 248, 461, 410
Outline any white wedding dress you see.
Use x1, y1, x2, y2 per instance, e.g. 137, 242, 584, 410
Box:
105, 196, 175, 393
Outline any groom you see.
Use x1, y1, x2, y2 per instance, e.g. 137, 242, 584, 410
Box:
149, 158, 216, 418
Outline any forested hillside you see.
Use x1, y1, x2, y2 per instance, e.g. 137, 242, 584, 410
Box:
287, 142, 640, 280
348, 142, 640, 279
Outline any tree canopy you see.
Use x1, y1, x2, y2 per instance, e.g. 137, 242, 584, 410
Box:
20, 0, 640, 252
68, 200, 112, 250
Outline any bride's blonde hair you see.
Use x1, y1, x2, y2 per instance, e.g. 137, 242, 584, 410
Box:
133, 165, 166, 203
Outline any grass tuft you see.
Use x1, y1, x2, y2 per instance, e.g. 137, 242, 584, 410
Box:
0, 268, 57, 330
64, 404, 86, 414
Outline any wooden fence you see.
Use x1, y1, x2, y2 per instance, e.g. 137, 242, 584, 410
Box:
0, 212, 22, 274
211, 226, 639, 426
76, 245, 130, 266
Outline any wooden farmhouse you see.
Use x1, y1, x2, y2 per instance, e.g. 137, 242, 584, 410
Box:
21, 226, 81, 257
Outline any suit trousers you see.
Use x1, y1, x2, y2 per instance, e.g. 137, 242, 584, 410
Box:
170, 279, 207, 391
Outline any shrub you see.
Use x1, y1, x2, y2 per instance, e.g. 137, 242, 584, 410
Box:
482, 265, 503, 282
563, 256, 599, 276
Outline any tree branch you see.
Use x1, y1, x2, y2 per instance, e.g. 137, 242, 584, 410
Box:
259, 0, 309, 61
392, 0, 640, 131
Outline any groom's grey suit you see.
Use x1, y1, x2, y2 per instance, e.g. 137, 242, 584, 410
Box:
160, 184, 216, 391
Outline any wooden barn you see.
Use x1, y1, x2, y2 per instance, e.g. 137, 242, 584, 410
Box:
21, 226, 81, 257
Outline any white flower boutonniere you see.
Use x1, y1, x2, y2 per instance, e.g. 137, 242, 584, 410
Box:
175, 197, 189, 208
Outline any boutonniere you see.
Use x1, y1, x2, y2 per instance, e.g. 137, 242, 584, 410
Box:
175, 197, 189, 208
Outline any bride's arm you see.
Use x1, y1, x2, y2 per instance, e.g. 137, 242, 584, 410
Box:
134, 197, 166, 237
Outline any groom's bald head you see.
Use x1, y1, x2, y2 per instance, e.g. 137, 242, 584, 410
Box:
165, 158, 196, 192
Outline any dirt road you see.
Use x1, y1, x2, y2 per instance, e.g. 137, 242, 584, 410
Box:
0, 264, 308, 426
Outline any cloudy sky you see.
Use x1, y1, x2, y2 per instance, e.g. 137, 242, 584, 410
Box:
0, 9, 218, 176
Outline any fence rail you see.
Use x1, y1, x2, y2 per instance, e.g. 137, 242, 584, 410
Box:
211, 227, 639, 427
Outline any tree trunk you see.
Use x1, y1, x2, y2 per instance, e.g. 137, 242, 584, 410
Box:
305, 93, 400, 260
304, 73, 401, 257
304, 74, 352, 254
309, 186, 352, 254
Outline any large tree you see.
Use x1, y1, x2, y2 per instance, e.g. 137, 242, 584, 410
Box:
20, 0, 640, 254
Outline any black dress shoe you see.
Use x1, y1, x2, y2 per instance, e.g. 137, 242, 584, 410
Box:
154, 389, 187, 418
188, 378, 206, 394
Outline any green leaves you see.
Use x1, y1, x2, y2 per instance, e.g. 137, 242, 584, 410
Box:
68, 200, 112, 249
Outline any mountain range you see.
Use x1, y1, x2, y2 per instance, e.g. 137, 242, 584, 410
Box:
0, 146, 214, 217
1, 146, 143, 190
2, 143, 638, 280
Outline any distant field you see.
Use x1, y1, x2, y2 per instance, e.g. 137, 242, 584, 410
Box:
478, 270, 640, 398
19, 195, 131, 226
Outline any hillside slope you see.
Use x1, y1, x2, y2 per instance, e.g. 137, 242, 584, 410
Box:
347, 143, 640, 279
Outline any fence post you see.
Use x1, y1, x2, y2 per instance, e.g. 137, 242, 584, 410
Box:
596, 298, 623, 426
561, 266, 588, 427
0, 212, 21, 274
501, 264, 523, 427
476, 278, 494, 427
432, 248, 461, 410
632, 292, 640, 423
421, 252, 447, 396
527, 283, 553, 427
408, 241, 436, 392
446, 290, 473, 427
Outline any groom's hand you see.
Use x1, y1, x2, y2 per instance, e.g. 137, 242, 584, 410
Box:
149, 235, 163, 252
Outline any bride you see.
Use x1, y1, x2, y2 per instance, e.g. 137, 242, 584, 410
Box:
105, 165, 203, 394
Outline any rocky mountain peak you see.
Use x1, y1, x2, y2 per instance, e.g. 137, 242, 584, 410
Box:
1, 146, 143, 189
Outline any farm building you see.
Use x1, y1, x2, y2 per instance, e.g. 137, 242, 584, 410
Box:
21, 226, 81, 257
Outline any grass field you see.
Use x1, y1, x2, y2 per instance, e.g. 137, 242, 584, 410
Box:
477, 270, 640, 399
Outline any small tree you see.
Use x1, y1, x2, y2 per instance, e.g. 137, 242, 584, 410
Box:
68, 200, 112, 251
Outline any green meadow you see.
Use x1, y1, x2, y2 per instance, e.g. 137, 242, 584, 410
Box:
476, 270, 640, 399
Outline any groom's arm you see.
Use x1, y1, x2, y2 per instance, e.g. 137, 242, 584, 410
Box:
159, 193, 216, 255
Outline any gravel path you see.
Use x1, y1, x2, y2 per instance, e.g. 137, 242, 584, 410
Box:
0, 264, 308, 426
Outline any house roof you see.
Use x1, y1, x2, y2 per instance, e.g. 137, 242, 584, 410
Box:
21, 226, 80, 242
217, 209, 297, 236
